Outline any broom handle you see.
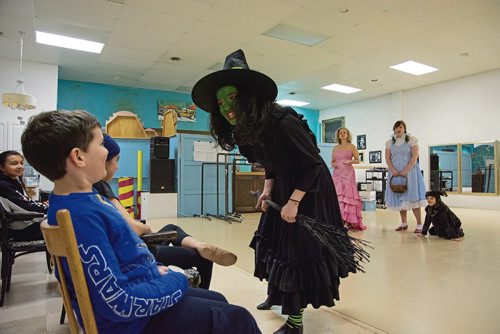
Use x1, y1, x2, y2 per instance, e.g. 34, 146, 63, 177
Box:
264, 199, 282, 211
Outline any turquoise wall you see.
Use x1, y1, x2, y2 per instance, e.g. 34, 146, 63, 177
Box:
57, 80, 211, 132
57, 79, 319, 137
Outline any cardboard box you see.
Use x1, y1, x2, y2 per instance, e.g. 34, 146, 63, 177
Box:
359, 191, 376, 200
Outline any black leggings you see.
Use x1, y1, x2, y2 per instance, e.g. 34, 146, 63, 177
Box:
152, 224, 213, 289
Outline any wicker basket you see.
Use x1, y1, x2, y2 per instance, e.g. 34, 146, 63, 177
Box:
389, 175, 407, 193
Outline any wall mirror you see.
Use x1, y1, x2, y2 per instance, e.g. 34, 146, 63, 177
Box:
461, 141, 496, 194
429, 144, 459, 192
429, 141, 498, 195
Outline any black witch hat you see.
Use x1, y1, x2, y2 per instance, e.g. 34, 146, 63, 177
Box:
191, 49, 278, 113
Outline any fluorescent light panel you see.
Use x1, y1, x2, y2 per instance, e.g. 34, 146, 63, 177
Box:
390, 60, 438, 76
322, 83, 361, 94
277, 99, 310, 107
36, 31, 104, 54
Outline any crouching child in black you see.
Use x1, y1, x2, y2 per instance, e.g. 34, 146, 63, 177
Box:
417, 190, 464, 242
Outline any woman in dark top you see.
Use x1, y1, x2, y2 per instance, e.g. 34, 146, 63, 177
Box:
0, 150, 47, 241
192, 49, 358, 334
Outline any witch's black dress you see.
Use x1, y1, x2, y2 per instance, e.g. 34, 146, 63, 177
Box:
239, 107, 356, 315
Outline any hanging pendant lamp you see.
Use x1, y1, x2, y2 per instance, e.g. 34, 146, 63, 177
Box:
2, 31, 37, 111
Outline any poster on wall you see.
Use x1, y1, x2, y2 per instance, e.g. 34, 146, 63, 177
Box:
369, 150, 382, 163
158, 100, 196, 122
357, 134, 366, 150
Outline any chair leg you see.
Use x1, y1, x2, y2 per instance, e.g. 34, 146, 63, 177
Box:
46, 251, 53, 274
6, 252, 15, 292
0, 250, 11, 306
0, 276, 6, 307
60, 304, 66, 324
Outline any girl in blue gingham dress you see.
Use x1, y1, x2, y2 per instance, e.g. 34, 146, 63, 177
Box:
385, 120, 427, 233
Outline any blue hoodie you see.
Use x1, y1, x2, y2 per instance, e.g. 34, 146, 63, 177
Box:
48, 191, 188, 333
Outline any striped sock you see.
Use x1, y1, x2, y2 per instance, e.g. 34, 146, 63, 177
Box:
285, 309, 304, 328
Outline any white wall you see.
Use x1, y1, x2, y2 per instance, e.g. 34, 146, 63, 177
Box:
320, 68, 500, 210
0, 58, 58, 191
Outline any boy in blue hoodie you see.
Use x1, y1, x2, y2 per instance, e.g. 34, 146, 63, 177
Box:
21, 110, 260, 334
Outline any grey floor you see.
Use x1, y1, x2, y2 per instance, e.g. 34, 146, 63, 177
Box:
1, 207, 499, 333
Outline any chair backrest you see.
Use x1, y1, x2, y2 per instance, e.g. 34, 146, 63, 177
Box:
40, 209, 98, 334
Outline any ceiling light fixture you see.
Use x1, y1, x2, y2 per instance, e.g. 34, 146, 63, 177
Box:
322, 83, 362, 94
389, 60, 438, 76
2, 31, 37, 111
36, 31, 104, 53
277, 99, 310, 107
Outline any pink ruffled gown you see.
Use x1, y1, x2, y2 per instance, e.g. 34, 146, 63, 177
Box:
332, 150, 366, 230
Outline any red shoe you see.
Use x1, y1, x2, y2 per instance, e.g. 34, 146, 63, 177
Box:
395, 225, 408, 231
414, 228, 422, 233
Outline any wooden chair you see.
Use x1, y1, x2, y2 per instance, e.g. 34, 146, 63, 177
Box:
0, 202, 51, 306
40, 209, 98, 334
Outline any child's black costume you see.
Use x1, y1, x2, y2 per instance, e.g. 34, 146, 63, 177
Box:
421, 190, 464, 239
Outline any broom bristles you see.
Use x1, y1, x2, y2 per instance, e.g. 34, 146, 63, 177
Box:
297, 214, 372, 273
263, 200, 371, 273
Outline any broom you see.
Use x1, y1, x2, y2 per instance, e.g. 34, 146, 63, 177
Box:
265, 199, 371, 273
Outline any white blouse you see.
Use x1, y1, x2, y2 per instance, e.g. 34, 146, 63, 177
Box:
385, 135, 418, 149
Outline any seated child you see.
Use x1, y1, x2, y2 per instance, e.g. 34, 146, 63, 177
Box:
94, 134, 237, 289
21, 110, 260, 334
0, 150, 48, 241
417, 190, 464, 242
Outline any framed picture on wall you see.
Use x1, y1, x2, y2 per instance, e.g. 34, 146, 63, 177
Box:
322, 117, 345, 143
359, 151, 364, 163
357, 134, 366, 150
369, 150, 382, 163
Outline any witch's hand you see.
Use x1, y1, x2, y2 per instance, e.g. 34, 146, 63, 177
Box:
281, 201, 298, 223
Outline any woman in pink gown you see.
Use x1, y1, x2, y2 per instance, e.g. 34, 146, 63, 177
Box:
331, 128, 366, 230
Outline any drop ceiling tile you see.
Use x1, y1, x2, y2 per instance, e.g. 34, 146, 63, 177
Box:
111, 21, 183, 43
215, 0, 299, 20
126, 0, 212, 19
157, 53, 219, 71
37, 0, 122, 19
106, 34, 173, 53
98, 54, 156, 69
201, 5, 278, 33
243, 35, 306, 57
100, 46, 163, 62
166, 33, 241, 60
119, 5, 196, 33
188, 21, 258, 45
34, 2, 116, 32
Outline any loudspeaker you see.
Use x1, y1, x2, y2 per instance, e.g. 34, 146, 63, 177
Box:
150, 137, 170, 159
430, 170, 440, 191
150, 158, 175, 193
430, 154, 439, 171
